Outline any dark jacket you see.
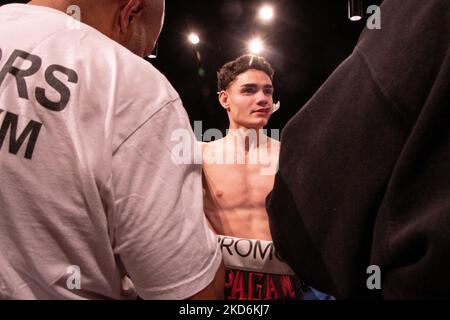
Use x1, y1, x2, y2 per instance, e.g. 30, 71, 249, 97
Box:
266, 0, 450, 299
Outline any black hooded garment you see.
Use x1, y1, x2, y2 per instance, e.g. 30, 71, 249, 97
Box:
266, 0, 450, 299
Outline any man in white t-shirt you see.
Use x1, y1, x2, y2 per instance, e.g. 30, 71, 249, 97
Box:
0, 0, 223, 299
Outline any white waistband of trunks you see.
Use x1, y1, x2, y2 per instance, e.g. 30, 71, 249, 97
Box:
217, 235, 295, 276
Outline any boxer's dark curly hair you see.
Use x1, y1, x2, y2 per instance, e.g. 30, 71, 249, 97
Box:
217, 55, 274, 91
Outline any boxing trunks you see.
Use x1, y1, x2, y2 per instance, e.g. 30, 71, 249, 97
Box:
218, 235, 307, 300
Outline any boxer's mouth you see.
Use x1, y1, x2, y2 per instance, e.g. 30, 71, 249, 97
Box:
252, 108, 271, 115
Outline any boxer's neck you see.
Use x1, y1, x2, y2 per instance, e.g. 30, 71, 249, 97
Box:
225, 128, 269, 153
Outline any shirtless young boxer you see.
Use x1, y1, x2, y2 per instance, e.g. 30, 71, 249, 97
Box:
202, 55, 332, 300
203, 55, 279, 242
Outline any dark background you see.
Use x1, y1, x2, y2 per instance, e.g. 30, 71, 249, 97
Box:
152, 0, 383, 134
3, 0, 383, 133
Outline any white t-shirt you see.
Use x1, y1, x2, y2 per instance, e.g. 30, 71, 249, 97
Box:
0, 4, 221, 300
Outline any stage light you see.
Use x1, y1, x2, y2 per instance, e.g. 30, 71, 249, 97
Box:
249, 38, 264, 55
188, 33, 200, 45
259, 5, 274, 22
348, 0, 362, 21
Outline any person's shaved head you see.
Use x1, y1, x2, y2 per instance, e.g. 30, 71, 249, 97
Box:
28, 0, 165, 57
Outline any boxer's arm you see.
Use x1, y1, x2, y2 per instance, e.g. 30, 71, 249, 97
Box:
201, 144, 226, 234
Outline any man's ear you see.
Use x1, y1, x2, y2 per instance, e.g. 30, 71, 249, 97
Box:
118, 0, 145, 34
218, 91, 230, 111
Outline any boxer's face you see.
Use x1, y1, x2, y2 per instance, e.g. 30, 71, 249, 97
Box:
220, 69, 274, 130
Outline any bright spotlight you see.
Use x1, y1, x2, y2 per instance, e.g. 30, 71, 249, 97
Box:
259, 5, 274, 22
188, 33, 200, 45
249, 38, 264, 55
349, 15, 362, 21
348, 0, 362, 21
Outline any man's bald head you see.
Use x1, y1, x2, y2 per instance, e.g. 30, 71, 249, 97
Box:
28, 0, 165, 58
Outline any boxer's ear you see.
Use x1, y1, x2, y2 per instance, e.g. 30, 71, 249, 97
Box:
118, 0, 145, 34
218, 91, 230, 111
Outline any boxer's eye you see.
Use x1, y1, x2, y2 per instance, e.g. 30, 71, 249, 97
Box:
241, 87, 257, 94
263, 88, 274, 96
